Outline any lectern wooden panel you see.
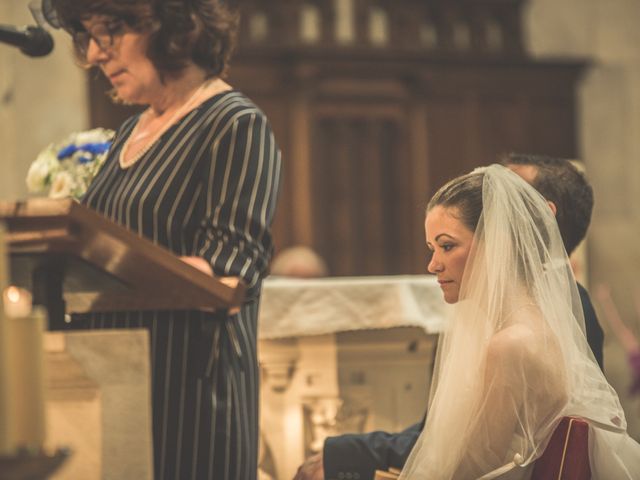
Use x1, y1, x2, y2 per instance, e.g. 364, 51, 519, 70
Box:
0, 199, 245, 322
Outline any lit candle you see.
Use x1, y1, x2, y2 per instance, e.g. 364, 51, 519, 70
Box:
0, 223, 7, 296
0, 222, 15, 454
7, 307, 47, 451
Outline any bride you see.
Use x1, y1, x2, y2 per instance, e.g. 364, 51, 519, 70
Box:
400, 165, 640, 479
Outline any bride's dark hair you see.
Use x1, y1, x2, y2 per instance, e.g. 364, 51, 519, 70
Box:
427, 171, 484, 232
427, 168, 553, 283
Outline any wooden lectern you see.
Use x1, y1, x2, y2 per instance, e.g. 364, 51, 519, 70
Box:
0, 198, 244, 479
0, 198, 246, 326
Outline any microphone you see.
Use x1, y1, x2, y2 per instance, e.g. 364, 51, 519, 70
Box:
0, 24, 54, 57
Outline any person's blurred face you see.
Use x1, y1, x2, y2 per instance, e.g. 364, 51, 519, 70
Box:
506, 163, 558, 216
425, 206, 474, 304
82, 15, 159, 105
505, 163, 538, 184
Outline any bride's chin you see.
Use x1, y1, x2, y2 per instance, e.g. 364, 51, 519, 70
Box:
443, 292, 460, 304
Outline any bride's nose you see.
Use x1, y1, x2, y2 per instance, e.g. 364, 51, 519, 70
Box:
428, 254, 443, 274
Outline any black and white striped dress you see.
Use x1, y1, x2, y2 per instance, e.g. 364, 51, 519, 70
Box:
77, 90, 281, 480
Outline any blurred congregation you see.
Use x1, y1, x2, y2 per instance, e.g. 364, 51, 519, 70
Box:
2, 0, 640, 479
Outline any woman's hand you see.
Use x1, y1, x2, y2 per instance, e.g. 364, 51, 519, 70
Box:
181, 256, 214, 276
180, 256, 241, 314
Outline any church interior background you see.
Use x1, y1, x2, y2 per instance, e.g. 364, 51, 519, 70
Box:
2, 0, 640, 478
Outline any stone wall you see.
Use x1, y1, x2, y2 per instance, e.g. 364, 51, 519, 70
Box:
0, 0, 87, 201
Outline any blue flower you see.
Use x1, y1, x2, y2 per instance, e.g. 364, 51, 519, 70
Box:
29, 128, 115, 199
57, 141, 112, 161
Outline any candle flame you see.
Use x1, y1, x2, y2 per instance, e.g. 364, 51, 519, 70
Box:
6, 286, 21, 303
3, 286, 33, 317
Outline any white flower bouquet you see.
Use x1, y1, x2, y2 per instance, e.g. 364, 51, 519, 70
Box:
27, 128, 115, 199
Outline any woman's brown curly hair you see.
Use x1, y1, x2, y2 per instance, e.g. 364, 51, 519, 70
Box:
52, 0, 238, 79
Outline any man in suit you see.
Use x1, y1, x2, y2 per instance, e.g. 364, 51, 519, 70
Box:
294, 154, 604, 480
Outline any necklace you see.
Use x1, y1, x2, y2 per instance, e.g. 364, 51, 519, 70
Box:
119, 78, 231, 169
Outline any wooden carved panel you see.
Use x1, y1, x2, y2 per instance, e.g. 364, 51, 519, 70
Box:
310, 105, 416, 276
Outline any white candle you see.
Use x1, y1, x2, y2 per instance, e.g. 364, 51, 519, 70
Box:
7, 307, 47, 450
0, 223, 15, 454
0, 223, 7, 295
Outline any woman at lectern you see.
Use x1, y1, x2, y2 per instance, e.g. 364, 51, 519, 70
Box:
44, 0, 282, 477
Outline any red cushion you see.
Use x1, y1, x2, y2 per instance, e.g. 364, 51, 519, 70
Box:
531, 417, 591, 480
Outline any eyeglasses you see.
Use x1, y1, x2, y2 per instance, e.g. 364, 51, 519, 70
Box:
72, 19, 126, 56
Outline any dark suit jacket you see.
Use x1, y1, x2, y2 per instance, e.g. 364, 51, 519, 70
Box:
577, 283, 604, 369
322, 284, 604, 480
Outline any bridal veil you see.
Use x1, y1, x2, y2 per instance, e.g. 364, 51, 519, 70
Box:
400, 165, 640, 479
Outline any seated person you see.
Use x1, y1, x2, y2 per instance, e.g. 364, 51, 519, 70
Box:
270, 245, 329, 278
398, 165, 639, 478
295, 155, 606, 480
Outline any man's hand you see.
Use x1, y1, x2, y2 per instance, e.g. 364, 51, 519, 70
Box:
293, 453, 324, 480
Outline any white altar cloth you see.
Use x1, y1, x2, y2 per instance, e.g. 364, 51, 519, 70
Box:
258, 274, 448, 339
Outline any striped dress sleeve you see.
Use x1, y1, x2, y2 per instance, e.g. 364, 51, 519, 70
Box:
196, 108, 281, 299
